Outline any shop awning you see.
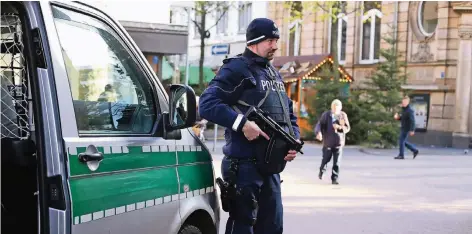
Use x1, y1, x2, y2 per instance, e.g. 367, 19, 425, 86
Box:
179, 66, 215, 85
120, 21, 188, 54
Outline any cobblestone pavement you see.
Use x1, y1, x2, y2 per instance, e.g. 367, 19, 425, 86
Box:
210, 146, 472, 234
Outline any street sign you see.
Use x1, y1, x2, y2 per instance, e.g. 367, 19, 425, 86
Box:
211, 44, 230, 55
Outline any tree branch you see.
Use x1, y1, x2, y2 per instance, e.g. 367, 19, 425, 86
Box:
206, 7, 229, 31
191, 19, 202, 34
315, 2, 331, 13
184, 7, 203, 35
346, 6, 363, 15
206, 5, 218, 14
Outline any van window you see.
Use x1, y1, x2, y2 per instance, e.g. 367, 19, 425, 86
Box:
52, 6, 157, 135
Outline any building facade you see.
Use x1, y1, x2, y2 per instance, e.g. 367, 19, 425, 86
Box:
269, 1, 472, 148
85, 1, 189, 85
179, 1, 268, 69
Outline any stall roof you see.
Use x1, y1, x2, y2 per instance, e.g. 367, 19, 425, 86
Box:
273, 54, 329, 67
272, 54, 353, 82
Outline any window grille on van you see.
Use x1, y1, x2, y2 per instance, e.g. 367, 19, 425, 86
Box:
1, 13, 31, 140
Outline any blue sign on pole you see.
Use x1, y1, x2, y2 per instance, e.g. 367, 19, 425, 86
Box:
211, 44, 230, 56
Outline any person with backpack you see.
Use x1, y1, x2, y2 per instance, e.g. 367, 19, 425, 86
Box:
199, 18, 300, 234
314, 99, 350, 185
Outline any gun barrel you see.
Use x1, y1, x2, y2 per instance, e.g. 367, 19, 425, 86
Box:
247, 107, 305, 154
216, 177, 227, 188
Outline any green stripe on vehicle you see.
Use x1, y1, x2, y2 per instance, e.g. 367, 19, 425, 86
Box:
70, 167, 179, 218
177, 150, 212, 164
71, 164, 215, 225
67, 143, 215, 225
178, 163, 214, 194
68, 145, 209, 177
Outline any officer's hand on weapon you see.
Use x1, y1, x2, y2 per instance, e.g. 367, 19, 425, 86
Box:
242, 120, 270, 141
284, 140, 301, 161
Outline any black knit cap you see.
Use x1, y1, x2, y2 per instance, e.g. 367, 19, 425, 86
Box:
246, 18, 280, 46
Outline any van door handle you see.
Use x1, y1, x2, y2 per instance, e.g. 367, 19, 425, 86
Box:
78, 152, 103, 163
77, 145, 104, 171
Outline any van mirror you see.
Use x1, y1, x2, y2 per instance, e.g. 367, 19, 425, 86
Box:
168, 84, 196, 130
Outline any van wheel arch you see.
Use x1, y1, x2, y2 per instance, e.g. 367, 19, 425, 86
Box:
179, 209, 216, 234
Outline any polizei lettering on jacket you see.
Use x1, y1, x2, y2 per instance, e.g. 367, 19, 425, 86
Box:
261, 80, 286, 92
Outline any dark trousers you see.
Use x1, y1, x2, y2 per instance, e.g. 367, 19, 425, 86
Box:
222, 157, 283, 234
398, 130, 418, 156
320, 146, 342, 181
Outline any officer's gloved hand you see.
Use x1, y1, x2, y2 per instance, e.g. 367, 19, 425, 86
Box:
242, 121, 269, 141
284, 139, 301, 162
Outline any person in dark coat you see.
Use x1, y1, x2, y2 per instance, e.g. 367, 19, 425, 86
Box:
314, 99, 350, 185
199, 18, 300, 234
394, 96, 419, 159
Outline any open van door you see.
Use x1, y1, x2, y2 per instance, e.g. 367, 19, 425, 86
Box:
1, 1, 72, 234
3, 2, 213, 234
37, 1, 189, 233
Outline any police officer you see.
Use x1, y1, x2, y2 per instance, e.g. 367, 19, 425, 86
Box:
199, 18, 300, 234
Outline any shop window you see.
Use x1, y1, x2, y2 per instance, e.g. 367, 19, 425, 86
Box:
409, 94, 430, 132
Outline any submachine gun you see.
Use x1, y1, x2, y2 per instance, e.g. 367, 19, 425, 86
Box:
245, 106, 304, 154
216, 106, 304, 212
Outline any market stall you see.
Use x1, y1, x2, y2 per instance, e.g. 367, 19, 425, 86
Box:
272, 54, 354, 137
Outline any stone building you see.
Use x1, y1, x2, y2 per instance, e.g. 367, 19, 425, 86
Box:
268, 1, 472, 148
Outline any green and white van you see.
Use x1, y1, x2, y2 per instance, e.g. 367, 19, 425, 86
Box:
1, 1, 220, 234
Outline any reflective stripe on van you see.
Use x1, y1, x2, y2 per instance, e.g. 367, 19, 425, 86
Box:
67, 144, 214, 225
73, 185, 215, 224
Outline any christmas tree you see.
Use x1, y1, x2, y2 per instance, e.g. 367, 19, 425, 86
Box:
362, 24, 408, 148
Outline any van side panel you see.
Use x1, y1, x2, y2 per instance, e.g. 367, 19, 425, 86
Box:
36, 1, 220, 233
65, 138, 180, 234
177, 130, 220, 232
67, 144, 180, 219
65, 137, 218, 234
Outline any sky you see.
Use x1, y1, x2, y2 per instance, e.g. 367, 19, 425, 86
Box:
83, 0, 174, 24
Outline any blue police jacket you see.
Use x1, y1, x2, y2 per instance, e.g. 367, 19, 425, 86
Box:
199, 48, 300, 159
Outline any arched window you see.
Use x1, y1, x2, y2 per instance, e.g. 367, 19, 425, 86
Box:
418, 1, 438, 36
329, 1, 348, 64
287, 1, 302, 56
360, 1, 382, 63
288, 20, 302, 56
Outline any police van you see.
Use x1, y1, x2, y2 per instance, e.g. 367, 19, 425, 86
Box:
1, 1, 219, 234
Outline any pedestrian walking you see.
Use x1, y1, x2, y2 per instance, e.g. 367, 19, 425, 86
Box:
199, 18, 300, 234
314, 99, 350, 185
394, 96, 419, 159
